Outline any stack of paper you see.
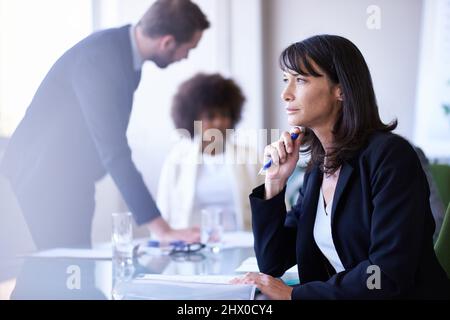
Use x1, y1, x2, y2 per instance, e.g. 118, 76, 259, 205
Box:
220, 231, 254, 248
234, 257, 299, 285
135, 274, 239, 284
114, 274, 256, 300
29, 248, 112, 260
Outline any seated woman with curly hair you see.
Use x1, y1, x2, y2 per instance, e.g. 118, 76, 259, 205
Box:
157, 73, 262, 235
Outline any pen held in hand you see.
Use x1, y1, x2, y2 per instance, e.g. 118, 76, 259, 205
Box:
258, 128, 303, 175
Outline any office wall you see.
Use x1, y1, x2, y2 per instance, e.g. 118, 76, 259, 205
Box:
261, 0, 423, 140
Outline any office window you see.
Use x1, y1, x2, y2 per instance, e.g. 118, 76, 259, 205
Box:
414, 0, 450, 159
0, 0, 93, 136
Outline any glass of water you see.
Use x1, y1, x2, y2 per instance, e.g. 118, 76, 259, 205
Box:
111, 212, 135, 300
201, 207, 223, 252
112, 212, 133, 259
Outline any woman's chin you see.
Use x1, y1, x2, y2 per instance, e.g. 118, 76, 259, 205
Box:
287, 116, 304, 127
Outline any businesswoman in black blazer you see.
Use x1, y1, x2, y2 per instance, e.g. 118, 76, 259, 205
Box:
232, 35, 450, 299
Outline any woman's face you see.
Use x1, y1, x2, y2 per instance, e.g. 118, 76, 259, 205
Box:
199, 111, 233, 155
281, 61, 342, 130
199, 111, 233, 137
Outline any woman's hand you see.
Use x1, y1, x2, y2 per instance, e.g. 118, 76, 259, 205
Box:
230, 272, 293, 300
264, 127, 304, 199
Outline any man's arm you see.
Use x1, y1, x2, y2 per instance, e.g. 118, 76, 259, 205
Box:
72, 55, 199, 242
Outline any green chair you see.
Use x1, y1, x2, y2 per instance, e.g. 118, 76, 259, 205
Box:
435, 203, 450, 279
430, 164, 450, 209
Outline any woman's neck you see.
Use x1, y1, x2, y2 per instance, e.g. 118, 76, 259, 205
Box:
201, 141, 226, 155
312, 125, 334, 154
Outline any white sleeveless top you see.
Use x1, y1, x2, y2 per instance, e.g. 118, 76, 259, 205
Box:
313, 188, 345, 273
191, 153, 237, 231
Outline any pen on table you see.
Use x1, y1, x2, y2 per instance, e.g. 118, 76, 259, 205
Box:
147, 240, 185, 248
258, 127, 304, 175
142, 240, 185, 255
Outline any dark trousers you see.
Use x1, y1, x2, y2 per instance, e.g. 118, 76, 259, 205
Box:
13, 174, 95, 250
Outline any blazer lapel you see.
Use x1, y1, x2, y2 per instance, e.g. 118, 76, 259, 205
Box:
330, 162, 354, 226
298, 166, 322, 236
296, 166, 328, 274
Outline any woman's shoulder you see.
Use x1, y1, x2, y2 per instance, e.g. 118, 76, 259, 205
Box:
360, 131, 418, 166
163, 138, 199, 164
364, 131, 414, 154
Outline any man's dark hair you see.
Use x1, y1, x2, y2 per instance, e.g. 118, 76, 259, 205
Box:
138, 0, 210, 43
171, 73, 245, 137
280, 35, 397, 174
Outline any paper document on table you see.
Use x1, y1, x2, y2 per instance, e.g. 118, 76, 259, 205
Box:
115, 274, 256, 300
136, 274, 238, 284
235, 257, 298, 276
221, 231, 254, 248
30, 248, 112, 260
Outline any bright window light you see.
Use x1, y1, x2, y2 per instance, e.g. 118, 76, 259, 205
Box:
0, 0, 93, 136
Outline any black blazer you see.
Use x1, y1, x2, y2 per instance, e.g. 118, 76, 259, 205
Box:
0, 25, 160, 225
250, 132, 450, 299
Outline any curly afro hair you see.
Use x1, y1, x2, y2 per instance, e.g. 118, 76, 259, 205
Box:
171, 73, 245, 137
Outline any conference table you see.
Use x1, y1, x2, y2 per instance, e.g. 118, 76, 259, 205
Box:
10, 241, 257, 300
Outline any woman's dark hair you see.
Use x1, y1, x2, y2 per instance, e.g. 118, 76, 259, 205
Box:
279, 35, 397, 174
138, 0, 210, 43
171, 73, 245, 137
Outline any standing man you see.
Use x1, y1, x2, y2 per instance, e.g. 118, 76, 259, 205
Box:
0, 0, 210, 249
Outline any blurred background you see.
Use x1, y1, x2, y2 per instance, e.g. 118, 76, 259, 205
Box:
1, 0, 449, 298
